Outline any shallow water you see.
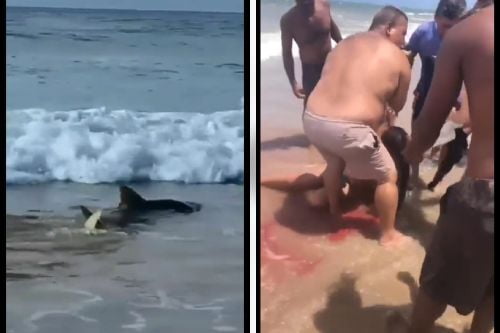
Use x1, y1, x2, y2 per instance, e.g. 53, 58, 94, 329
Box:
6, 182, 244, 332
7, 7, 243, 113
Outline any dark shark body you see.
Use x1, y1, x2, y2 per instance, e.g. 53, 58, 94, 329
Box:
80, 186, 201, 229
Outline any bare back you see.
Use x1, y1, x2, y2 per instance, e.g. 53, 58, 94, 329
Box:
459, 7, 494, 178
306, 32, 411, 131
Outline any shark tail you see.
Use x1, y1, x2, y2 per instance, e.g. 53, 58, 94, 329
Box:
186, 202, 202, 212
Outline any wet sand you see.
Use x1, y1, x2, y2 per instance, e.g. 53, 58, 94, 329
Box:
260, 57, 478, 333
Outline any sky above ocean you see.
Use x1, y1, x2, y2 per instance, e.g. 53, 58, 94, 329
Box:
7, 0, 476, 11
6, 0, 244, 12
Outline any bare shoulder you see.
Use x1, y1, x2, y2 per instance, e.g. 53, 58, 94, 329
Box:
395, 47, 411, 72
319, 0, 331, 10
280, 7, 296, 28
444, 6, 494, 48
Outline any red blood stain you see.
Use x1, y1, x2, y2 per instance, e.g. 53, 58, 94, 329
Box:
329, 229, 357, 242
328, 209, 380, 243
291, 259, 320, 276
261, 221, 321, 282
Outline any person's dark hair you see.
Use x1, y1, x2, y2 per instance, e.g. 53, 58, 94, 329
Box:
369, 6, 408, 31
435, 0, 467, 20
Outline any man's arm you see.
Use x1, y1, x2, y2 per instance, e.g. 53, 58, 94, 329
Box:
280, 15, 304, 99
388, 55, 411, 113
404, 50, 417, 67
404, 27, 422, 67
407, 29, 464, 158
448, 88, 470, 126
330, 17, 342, 43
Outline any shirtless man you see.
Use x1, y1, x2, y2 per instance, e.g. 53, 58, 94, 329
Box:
302, 6, 410, 246
281, 0, 342, 107
388, 4, 494, 333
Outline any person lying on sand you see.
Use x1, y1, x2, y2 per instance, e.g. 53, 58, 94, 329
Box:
262, 127, 410, 219
405, 0, 466, 188
388, 4, 494, 333
281, 0, 342, 107
302, 6, 410, 247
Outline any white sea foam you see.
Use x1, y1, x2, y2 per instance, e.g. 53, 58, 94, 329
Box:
7, 107, 243, 185
261, 20, 423, 62
122, 311, 147, 331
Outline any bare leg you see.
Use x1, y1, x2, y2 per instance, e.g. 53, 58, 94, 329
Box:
407, 289, 447, 333
410, 122, 425, 189
410, 162, 422, 188
470, 284, 494, 333
322, 155, 345, 219
375, 170, 406, 246
261, 172, 324, 191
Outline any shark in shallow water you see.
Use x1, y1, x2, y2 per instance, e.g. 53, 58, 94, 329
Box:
80, 186, 202, 230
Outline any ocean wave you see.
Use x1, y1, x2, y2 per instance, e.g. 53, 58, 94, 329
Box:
7, 107, 243, 185
261, 21, 421, 62
261, 32, 300, 61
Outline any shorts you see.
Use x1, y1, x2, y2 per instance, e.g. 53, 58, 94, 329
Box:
302, 110, 396, 182
419, 178, 494, 315
302, 62, 324, 103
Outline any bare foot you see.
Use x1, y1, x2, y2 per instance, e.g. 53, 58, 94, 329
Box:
386, 311, 409, 333
379, 230, 411, 248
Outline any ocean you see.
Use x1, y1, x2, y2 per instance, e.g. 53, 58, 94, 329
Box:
261, 0, 435, 61
6, 6, 244, 333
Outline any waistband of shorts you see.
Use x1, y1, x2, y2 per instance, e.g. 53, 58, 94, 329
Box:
303, 110, 368, 126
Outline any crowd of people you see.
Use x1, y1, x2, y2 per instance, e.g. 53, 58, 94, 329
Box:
280, 0, 494, 332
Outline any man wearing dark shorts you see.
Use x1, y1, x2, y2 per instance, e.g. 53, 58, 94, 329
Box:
280, 0, 342, 108
389, 4, 494, 333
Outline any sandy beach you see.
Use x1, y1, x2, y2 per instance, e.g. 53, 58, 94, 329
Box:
260, 55, 477, 332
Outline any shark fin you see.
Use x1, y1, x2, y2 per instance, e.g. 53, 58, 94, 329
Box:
84, 210, 104, 230
80, 205, 93, 219
119, 186, 147, 209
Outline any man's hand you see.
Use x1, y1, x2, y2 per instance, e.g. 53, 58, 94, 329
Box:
403, 141, 424, 165
292, 83, 306, 99
385, 106, 397, 126
412, 90, 420, 110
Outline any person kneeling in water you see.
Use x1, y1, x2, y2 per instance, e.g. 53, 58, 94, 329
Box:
307, 126, 410, 218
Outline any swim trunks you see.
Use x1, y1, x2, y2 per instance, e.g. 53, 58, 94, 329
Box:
302, 110, 395, 182
419, 178, 494, 315
302, 62, 324, 101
